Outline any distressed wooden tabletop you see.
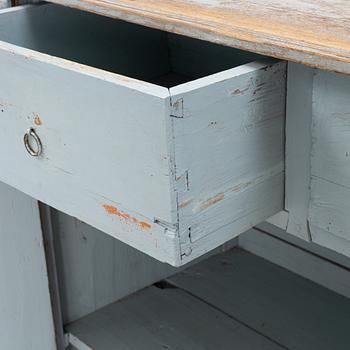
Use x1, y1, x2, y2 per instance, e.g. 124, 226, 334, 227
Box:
48, 0, 350, 75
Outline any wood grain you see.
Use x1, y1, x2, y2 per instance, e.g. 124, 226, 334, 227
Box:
67, 248, 350, 350
240, 227, 350, 299
0, 182, 56, 350
0, 37, 180, 264
170, 60, 286, 262
309, 69, 350, 257
51, 209, 177, 323
169, 248, 350, 350
52, 208, 237, 323
0, 5, 285, 265
48, 0, 350, 74
66, 285, 285, 350
284, 63, 314, 240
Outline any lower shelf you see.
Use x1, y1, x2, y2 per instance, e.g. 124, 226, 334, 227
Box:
66, 249, 350, 350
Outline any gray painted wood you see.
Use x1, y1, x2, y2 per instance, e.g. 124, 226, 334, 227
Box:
68, 336, 92, 350
239, 227, 350, 299
309, 223, 350, 258
169, 248, 350, 350
0, 4, 178, 264
67, 248, 350, 350
265, 210, 289, 230
39, 204, 66, 350
52, 208, 238, 323
309, 70, 350, 256
0, 4, 171, 82
170, 60, 286, 263
66, 286, 284, 350
285, 62, 314, 240
257, 222, 350, 270
0, 4, 262, 86
0, 0, 10, 9
52, 209, 177, 323
167, 33, 262, 79
0, 4, 285, 265
0, 181, 56, 350
46, 0, 350, 76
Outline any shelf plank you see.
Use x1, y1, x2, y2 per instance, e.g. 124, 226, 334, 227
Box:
66, 285, 285, 350
47, 0, 350, 74
169, 248, 350, 350
67, 248, 350, 350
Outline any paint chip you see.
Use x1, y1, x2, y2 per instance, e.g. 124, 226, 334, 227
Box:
102, 204, 151, 229
230, 87, 249, 96
33, 113, 42, 125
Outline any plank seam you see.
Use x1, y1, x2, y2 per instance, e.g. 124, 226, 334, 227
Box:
162, 279, 291, 350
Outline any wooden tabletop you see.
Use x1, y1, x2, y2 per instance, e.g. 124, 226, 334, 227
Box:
48, 0, 350, 75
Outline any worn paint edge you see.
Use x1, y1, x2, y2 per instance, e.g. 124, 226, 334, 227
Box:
102, 204, 152, 230
170, 59, 280, 95
0, 5, 170, 98
68, 333, 94, 350
265, 210, 289, 230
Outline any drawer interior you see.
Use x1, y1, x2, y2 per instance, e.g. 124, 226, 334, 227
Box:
0, 4, 262, 87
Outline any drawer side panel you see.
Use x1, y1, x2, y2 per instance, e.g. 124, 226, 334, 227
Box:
170, 61, 286, 262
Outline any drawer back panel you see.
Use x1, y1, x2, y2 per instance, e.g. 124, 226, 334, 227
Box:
167, 33, 262, 79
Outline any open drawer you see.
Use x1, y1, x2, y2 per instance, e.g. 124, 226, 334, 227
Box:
0, 4, 286, 266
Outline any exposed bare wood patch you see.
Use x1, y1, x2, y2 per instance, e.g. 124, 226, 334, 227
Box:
102, 204, 152, 229
33, 112, 42, 125
199, 192, 225, 211
230, 87, 248, 96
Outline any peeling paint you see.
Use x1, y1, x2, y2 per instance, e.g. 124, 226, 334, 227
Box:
230, 87, 248, 95
33, 113, 42, 125
102, 204, 152, 229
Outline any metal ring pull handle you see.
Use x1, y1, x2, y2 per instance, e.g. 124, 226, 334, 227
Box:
24, 128, 42, 157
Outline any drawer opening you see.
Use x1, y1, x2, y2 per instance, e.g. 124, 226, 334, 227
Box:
0, 3, 286, 267
0, 4, 262, 88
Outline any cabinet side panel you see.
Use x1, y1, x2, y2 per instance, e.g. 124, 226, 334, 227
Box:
0, 181, 56, 350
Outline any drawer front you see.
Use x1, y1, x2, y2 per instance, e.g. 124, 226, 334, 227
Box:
0, 4, 286, 266
0, 42, 178, 263
309, 70, 350, 257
